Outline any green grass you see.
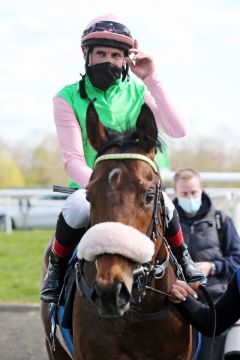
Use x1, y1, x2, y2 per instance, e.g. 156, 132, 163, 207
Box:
0, 229, 54, 303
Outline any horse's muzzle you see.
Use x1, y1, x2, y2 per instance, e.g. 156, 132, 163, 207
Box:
91, 278, 131, 318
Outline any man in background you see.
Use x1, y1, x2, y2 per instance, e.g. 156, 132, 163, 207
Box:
173, 167, 240, 360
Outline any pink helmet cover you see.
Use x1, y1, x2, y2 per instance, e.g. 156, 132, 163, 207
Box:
81, 13, 134, 49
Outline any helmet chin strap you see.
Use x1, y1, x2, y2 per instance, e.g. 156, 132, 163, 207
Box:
122, 62, 129, 81
79, 47, 92, 100
79, 75, 88, 99
85, 47, 92, 71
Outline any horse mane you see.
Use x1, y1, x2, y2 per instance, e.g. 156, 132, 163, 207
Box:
96, 126, 165, 157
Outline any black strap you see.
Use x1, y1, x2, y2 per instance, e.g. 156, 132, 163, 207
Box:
122, 63, 129, 82
124, 303, 172, 322
79, 75, 89, 99
215, 210, 226, 250
198, 284, 216, 335
75, 260, 95, 304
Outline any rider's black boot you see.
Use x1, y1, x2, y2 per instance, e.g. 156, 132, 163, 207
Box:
40, 250, 68, 304
172, 243, 207, 285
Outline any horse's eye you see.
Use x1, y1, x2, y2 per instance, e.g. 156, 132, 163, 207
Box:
145, 189, 155, 204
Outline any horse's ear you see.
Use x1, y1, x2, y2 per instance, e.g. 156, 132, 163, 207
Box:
86, 102, 108, 151
136, 103, 158, 152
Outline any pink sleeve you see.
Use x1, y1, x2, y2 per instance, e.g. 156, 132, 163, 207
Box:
53, 96, 92, 188
143, 72, 187, 138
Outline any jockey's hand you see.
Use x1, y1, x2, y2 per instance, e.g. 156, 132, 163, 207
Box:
126, 39, 155, 80
169, 280, 199, 303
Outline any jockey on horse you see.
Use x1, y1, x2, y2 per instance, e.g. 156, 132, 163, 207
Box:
40, 13, 206, 304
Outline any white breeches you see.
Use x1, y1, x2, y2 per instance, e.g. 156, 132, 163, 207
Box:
61, 189, 90, 229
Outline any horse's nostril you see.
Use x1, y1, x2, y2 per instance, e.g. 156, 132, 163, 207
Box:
91, 280, 131, 308
116, 281, 131, 307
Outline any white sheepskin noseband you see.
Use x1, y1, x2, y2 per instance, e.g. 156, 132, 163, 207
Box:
77, 222, 154, 264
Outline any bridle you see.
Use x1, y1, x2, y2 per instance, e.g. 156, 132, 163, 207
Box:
75, 153, 181, 310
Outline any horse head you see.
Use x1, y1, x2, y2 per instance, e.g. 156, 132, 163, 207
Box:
77, 102, 167, 318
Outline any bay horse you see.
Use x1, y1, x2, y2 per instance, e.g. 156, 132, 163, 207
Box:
41, 102, 192, 360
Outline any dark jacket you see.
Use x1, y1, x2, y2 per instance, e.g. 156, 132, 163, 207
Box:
173, 191, 240, 301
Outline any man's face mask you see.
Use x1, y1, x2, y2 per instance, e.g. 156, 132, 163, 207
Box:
178, 197, 202, 214
86, 62, 123, 90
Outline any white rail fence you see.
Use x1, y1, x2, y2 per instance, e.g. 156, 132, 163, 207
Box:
0, 171, 240, 234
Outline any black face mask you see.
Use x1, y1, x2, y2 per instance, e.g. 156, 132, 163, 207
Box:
86, 62, 123, 90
